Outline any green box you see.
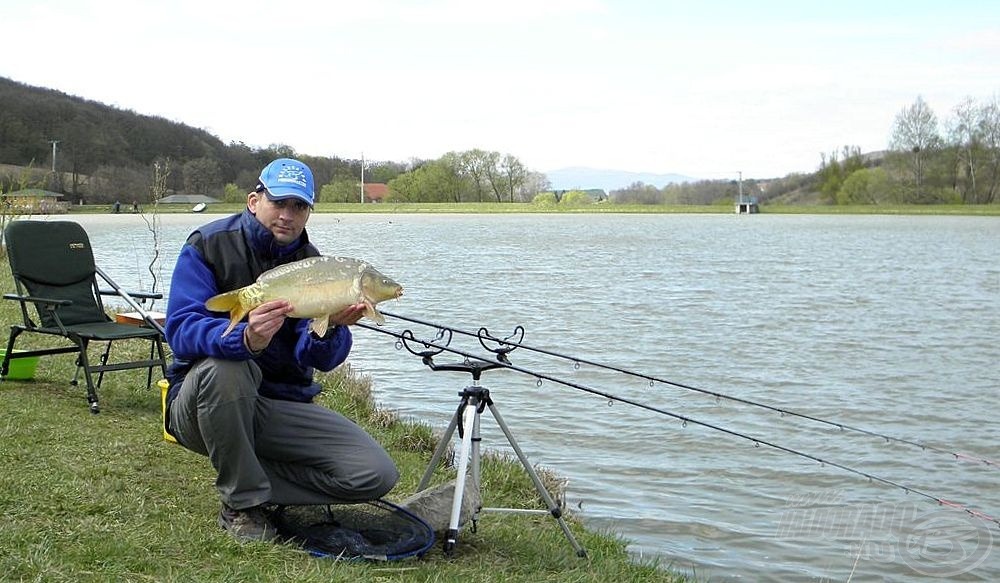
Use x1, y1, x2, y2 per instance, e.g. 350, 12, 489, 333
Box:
0, 350, 40, 380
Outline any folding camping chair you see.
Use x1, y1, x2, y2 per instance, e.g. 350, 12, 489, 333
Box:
1, 220, 167, 414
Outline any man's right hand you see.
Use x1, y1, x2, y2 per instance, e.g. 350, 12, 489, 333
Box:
244, 300, 295, 353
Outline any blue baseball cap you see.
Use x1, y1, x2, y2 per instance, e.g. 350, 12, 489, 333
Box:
256, 158, 315, 207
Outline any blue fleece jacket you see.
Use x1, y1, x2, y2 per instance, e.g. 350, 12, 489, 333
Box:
164, 210, 352, 405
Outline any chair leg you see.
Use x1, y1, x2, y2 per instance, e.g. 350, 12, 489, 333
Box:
154, 337, 167, 387
145, 339, 158, 389
74, 338, 100, 414
1, 327, 21, 378
71, 356, 82, 386
97, 341, 113, 389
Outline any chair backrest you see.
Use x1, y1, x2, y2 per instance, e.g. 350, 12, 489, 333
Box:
4, 220, 108, 327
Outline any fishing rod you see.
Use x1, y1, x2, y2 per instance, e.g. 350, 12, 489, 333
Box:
378, 309, 998, 470
96, 266, 166, 336
355, 319, 999, 529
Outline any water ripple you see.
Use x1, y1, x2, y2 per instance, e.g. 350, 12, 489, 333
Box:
70, 212, 1000, 581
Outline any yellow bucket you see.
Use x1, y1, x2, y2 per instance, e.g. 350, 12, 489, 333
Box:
157, 379, 178, 443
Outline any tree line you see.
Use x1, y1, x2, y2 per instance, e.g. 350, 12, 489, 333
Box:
0, 77, 410, 203
609, 94, 1000, 206
381, 150, 548, 203
3, 75, 997, 206
0, 77, 544, 205
811, 95, 999, 205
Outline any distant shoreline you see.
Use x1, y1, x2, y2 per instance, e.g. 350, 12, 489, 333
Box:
68, 202, 1000, 217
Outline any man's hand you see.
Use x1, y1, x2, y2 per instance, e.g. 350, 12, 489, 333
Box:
244, 300, 294, 353
328, 303, 367, 327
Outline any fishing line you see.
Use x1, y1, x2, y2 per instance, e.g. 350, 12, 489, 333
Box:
355, 320, 999, 529
378, 310, 998, 470
127, 232, 147, 291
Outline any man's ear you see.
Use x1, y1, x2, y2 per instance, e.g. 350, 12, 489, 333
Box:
247, 191, 260, 212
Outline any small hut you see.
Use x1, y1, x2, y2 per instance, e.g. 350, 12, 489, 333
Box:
1, 189, 68, 214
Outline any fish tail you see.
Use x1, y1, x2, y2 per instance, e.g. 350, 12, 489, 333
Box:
205, 289, 249, 337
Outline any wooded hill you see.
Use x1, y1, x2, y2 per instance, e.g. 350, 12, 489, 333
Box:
3, 76, 996, 206
0, 76, 403, 204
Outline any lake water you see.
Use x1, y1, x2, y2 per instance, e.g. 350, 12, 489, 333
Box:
54, 212, 1000, 581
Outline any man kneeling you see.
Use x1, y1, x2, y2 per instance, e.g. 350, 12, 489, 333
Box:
163, 158, 398, 541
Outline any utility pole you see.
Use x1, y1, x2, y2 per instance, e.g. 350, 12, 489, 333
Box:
360, 151, 365, 204
49, 140, 60, 173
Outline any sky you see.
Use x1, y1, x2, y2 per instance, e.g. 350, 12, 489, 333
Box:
2, 0, 999, 179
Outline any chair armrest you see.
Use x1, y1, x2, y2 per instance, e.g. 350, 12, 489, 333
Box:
3, 293, 73, 307
99, 289, 164, 300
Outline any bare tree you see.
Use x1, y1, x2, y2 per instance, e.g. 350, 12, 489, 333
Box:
978, 95, 1000, 204
500, 154, 527, 202
460, 150, 490, 202
480, 151, 504, 202
946, 97, 984, 203
519, 170, 550, 202
137, 160, 169, 308
0, 163, 38, 250
889, 96, 943, 201
613, 181, 664, 204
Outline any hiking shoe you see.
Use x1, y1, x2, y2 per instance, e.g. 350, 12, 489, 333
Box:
218, 504, 279, 542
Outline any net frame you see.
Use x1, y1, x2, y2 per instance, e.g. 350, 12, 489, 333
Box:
270, 499, 435, 561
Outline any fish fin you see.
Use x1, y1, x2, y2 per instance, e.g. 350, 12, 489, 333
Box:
365, 303, 386, 326
205, 290, 247, 338
221, 315, 244, 338
310, 317, 330, 338
205, 290, 240, 312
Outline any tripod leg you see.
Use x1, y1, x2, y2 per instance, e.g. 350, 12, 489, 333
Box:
444, 395, 480, 554
486, 402, 588, 558
469, 399, 483, 529
417, 399, 462, 492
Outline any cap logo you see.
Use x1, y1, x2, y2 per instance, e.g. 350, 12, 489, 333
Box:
275, 165, 308, 188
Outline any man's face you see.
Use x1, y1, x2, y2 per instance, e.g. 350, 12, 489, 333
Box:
248, 192, 311, 245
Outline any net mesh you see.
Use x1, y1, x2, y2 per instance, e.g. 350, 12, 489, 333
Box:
269, 499, 434, 561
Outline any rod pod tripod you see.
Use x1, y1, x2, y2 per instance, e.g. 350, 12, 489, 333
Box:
414, 354, 587, 557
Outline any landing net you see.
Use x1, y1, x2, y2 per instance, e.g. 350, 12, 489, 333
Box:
270, 499, 434, 561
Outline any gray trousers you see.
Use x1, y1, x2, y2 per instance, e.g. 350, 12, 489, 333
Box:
168, 358, 399, 510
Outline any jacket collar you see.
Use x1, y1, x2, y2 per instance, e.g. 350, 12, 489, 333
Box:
240, 208, 309, 261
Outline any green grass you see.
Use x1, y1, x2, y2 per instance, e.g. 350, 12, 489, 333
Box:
0, 267, 686, 582
72, 201, 729, 215
760, 203, 1000, 215
66, 201, 1000, 216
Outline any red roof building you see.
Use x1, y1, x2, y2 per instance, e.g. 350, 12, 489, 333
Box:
363, 183, 388, 203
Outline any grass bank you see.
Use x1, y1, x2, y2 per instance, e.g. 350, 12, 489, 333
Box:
65, 201, 1000, 216
759, 203, 1000, 215
0, 266, 686, 582
70, 201, 731, 215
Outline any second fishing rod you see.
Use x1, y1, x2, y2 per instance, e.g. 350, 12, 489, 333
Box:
356, 316, 999, 529
376, 309, 997, 470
